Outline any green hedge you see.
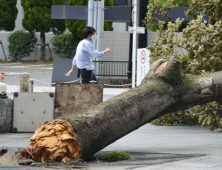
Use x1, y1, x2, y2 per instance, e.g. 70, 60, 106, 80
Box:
8, 30, 37, 61
50, 33, 80, 58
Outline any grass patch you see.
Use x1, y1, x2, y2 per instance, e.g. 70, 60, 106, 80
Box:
103, 151, 131, 162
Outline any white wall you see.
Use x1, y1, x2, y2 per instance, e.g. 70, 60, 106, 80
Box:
100, 31, 130, 61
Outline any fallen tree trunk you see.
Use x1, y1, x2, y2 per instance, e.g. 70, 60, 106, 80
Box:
25, 56, 222, 161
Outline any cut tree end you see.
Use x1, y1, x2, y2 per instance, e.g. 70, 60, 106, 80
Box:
24, 120, 82, 163
142, 56, 183, 84
154, 61, 169, 74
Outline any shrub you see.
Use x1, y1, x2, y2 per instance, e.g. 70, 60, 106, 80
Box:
8, 30, 37, 61
103, 151, 131, 162
50, 33, 80, 58
151, 110, 199, 126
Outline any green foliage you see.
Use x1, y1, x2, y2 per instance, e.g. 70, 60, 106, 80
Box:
151, 110, 199, 126
8, 30, 38, 61
103, 151, 131, 162
21, 0, 66, 35
50, 33, 79, 58
179, 55, 189, 70
0, 0, 18, 31
149, 0, 190, 7
149, 23, 159, 32
195, 101, 222, 131
66, 0, 113, 38
145, 0, 222, 131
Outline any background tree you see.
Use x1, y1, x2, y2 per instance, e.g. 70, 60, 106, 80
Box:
144, 0, 222, 131
21, 0, 66, 60
66, 0, 113, 39
0, 0, 18, 31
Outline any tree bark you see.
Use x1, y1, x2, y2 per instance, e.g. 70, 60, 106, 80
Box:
40, 32, 45, 60
26, 56, 222, 161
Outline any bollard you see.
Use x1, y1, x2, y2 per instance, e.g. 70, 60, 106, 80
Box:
20, 72, 30, 92
0, 72, 7, 98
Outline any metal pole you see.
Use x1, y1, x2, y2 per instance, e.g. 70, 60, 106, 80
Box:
93, 0, 98, 51
97, 0, 102, 52
88, 0, 94, 26
47, 44, 53, 62
0, 40, 7, 61
101, 0, 104, 31
95, 0, 102, 75
93, 0, 98, 76
132, 0, 137, 88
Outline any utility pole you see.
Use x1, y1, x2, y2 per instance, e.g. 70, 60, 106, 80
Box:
101, 0, 104, 31
132, 0, 137, 88
88, 0, 94, 27
93, 0, 98, 51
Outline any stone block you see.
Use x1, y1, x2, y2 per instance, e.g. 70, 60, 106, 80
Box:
0, 98, 13, 133
20, 72, 30, 92
54, 83, 103, 119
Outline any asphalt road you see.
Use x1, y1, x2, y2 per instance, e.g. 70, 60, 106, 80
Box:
1, 124, 222, 170
0, 62, 53, 87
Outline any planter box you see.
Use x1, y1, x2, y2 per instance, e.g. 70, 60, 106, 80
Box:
54, 83, 103, 118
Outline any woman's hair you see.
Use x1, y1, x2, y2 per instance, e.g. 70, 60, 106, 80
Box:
83, 26, 96, 38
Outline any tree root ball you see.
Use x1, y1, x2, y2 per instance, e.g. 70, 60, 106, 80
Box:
24, 120, 81, 162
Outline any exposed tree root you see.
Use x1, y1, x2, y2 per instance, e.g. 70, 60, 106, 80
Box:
24, 120, 81, 162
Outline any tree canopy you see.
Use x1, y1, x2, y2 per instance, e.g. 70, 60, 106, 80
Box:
21, 0, 66, 60
0, 0, 18, 31
21, 0, 66, 35
145, 0, 222, 131
66, 0, 113, 38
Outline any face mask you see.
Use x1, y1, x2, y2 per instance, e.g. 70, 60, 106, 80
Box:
91, 34, 97, 41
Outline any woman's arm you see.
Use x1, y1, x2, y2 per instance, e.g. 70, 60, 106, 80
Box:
65, 58, 76, 77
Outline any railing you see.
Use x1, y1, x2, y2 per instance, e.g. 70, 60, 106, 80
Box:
93, 61, 129, 77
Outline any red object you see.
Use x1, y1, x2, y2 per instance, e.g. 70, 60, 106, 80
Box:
0, 77, 4, 81
0, 72, 4, 75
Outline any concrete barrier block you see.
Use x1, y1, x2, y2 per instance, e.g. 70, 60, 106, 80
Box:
0, 98, 13, 133
13, 92, 54, 132
55, 83, 103, 118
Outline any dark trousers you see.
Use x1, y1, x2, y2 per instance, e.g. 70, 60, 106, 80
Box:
80, 69, 98, 84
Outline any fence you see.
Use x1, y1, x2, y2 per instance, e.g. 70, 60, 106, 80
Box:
94, 61, 129, 77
